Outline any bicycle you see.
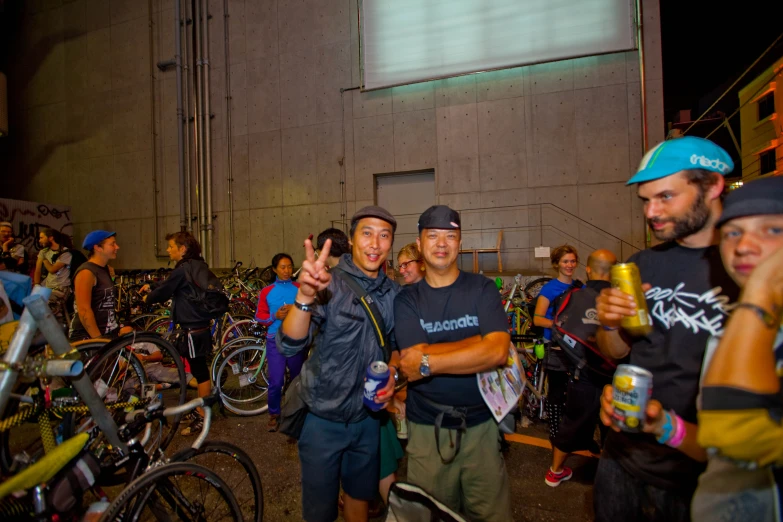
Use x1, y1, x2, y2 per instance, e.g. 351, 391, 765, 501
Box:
502, 276, 549, 426
1, 288, 261, 521
0, 332, 188, 476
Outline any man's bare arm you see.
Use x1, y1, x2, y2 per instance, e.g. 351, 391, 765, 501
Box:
419, 335, 482, 355
34, 258, 43, 285
400, 332, 510, 379
42, 257, 66, 274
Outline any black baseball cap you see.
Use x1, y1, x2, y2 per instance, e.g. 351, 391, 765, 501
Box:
716, 177, 783, 228
417, 205, 461, 233
350, 206, 397, 233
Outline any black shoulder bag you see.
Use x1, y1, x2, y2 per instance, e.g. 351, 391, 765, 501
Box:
331, 267, 390, 362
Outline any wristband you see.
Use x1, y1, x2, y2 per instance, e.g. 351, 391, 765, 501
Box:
602, 325, 619, 331
655, 410, 674, 444
667, 413, 687, 448
294, 299, 314, 313
735, 303, 779, 329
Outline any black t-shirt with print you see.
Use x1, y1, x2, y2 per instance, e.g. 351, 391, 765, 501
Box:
394, 271, 509, 428
604, 242, 740, 491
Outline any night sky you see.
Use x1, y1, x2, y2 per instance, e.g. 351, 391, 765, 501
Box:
660, 0, 782, 118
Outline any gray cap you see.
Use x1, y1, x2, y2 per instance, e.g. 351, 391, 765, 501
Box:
350, 205, 397, 232
717, 176, 783, 228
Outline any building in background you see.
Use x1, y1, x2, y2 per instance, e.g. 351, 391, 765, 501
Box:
739, 56, 783, 182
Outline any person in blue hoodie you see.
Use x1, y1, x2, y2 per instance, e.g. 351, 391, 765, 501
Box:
255, 253, 303, 432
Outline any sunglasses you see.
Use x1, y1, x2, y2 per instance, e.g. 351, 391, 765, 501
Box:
398, 259, 421, 271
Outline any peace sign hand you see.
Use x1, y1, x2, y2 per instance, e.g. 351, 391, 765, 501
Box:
298, 238, 332, 298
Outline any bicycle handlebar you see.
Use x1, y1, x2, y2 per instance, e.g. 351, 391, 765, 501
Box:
123, 394, 220, 450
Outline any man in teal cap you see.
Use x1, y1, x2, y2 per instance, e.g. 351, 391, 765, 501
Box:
591, 136, 741, 521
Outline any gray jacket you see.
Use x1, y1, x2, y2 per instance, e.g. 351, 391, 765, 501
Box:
277, 254, 400, 423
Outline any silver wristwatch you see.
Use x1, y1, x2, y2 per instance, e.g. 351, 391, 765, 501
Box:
419, 354, 431, 377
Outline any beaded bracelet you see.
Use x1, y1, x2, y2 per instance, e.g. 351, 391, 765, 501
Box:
667, 413, 687, 448
655, 410, 674, 444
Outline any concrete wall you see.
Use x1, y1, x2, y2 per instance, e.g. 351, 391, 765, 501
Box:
738, 56, 782, 181
2, 0, 664, 271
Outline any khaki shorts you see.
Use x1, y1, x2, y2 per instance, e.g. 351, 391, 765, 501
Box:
407, 418, 512, 521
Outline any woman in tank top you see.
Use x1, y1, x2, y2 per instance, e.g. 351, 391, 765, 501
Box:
69, 230, 131, 341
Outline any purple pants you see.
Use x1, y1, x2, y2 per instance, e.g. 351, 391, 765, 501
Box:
266, 336, 306, 416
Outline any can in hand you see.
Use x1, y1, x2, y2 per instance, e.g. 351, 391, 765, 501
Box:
363, 361, 390, 412
611, 364, 653, 432
610, 262, 653, 336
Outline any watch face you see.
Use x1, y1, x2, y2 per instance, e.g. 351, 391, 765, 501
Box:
419, 363, 431, 377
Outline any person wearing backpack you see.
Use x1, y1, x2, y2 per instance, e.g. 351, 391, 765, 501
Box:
34, 228, 74, 324
533, 244, 581, 443
545, 249, 617, 487
141, 231, 223, 436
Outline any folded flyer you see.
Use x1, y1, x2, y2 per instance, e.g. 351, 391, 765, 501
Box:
477, 344, 524, 423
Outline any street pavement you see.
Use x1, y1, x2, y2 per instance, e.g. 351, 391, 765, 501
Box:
170, 409, 599, 521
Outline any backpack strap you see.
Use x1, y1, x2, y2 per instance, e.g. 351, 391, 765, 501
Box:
552, 287, 618, 379
331, 267, 390, 363
552, 287, 575, 323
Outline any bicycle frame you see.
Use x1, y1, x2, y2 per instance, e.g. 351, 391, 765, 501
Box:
0, 289, 127, 452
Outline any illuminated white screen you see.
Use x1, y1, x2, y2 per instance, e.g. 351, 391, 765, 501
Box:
361, 0, 636, 91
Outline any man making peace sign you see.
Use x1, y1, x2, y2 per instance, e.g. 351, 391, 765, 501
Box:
278, 206, 400, 522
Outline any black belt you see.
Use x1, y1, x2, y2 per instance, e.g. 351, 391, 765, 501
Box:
183, 325, 210, 334
415, 394, 487, 464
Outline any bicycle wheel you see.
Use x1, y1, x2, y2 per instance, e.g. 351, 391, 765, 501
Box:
215, 345, 269, 416
146, 317, 174, 338
75, 333, 187, 454
524, 277, 552, 301
220, 319, 265, 347
211, 336, 266, 382
99, 462, 242, 522
170, 441, 263, 522
129, 314, 165, 331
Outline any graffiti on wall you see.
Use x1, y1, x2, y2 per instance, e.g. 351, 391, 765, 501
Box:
0, 198, 74, 258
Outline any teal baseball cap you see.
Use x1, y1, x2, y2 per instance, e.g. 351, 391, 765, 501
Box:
627, 136, 734, 185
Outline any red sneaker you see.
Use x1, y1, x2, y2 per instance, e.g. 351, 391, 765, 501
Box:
545, 467, 573, 487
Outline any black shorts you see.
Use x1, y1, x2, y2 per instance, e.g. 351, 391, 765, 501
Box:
552, 377, 603, 453
175, 328, 212, 359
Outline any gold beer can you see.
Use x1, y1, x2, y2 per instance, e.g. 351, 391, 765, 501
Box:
610, 262, 653, 336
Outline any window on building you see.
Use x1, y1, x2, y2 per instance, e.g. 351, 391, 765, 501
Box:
758, 93, 775, 121
760, 149, 776, 175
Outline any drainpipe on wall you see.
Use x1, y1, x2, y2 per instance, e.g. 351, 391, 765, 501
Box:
636, 0, 648, 153
148, 0, 165, 258
202, 0, 215, 267
636, 0, 651, 248
194, 0, 206, 251
174, 0, 187, 232
224, 0, 235, 264
182, 0, 193, 233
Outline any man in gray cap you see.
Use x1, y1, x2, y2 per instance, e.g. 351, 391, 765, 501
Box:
279, 205, 400, 522
594, 137, 741, 521
693, 175, 783, 521
395, 205, 512, 521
